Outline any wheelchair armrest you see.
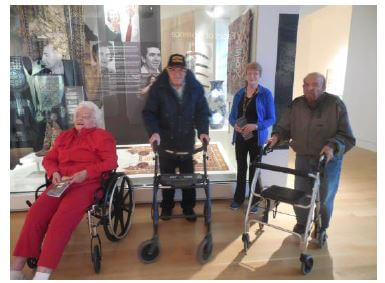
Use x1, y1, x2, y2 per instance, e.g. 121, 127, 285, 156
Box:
26, 177, 51, 207
35, 177, 51, 200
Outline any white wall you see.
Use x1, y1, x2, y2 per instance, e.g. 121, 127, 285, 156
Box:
293, 6, 352, 99
342, 6, 377, 151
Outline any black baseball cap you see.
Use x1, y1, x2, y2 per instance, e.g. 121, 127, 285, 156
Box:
167, 54, 186, 68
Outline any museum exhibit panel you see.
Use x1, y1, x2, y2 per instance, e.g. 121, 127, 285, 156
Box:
10, 5, 296, 210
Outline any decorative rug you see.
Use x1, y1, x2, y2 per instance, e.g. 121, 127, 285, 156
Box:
118, 143, 229, 175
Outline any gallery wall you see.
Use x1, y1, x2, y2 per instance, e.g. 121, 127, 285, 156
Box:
293, 5, 352, 100
294, 5, 377, 152
343, 6, 377, 152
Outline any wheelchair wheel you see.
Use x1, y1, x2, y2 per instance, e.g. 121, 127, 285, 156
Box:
197, 234, 213, 264
300, 253, 313, 275
103, 175, 135, 241
138, 239, 160, 264
91, 245, 101, 273
27, 257, 38, 269
242, 233, 250, 253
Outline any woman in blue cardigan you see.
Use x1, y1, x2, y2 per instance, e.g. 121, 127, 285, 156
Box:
228, 62, 276, 211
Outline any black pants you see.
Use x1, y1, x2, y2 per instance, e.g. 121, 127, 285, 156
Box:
159, 155, 195, 210
233, 136, 263, 204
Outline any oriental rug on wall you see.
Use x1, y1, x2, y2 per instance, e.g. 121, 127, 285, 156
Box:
227, 9, 253, 96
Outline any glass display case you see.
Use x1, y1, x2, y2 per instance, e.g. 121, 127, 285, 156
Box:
10, 5, 254, 203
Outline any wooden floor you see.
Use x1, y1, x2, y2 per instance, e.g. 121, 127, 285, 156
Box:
10, 147, 377, 279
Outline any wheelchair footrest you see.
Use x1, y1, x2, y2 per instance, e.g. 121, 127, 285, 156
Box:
261, 185, 306, 204
159, 174, 204, 188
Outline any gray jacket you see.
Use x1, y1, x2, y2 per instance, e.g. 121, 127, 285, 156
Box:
273, 92, 356, 157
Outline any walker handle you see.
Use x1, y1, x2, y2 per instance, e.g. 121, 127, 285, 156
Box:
202, 138, 208, 152
318, 154, 327, 172
151, 140, 159, 153
193, 138, 209, 154
263, 143, 273, 155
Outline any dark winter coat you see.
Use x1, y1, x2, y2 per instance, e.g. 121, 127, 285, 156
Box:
142, 69, 210, 153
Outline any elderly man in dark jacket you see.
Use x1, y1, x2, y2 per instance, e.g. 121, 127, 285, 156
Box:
142, 54, 210, 221
269, 72, 356, 239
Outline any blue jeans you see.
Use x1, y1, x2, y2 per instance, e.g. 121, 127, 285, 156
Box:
294, 154, 343, 230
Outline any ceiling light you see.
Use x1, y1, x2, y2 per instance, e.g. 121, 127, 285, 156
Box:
206, 6, 224, 18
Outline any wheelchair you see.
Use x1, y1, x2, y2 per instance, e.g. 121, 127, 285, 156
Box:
242, 145, 326, 275
138, 140, 213, 264
25, 170, 135, 273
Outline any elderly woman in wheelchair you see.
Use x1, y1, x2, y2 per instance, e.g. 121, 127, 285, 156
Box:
11, 101, 134, 280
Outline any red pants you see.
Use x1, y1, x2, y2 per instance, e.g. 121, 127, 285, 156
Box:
13, 181, 99, 269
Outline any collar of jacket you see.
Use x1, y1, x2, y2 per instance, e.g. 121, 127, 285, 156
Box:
236, 85, 262, 100
155, 69, 202, 92
303, 92, 327, 109
71, 127, 96, 136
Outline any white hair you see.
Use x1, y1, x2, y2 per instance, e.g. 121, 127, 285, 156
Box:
74, 101, 105, 129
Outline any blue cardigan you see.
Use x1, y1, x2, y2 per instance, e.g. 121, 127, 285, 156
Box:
229, 85, 276, 145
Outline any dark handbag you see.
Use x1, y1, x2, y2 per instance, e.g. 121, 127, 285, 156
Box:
236, 116, 253, 140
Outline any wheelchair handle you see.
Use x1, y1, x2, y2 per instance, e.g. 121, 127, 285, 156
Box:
26, 200, 33, 208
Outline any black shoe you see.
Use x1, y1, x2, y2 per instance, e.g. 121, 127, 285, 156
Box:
183, 207, 197, 222
293, 223, 306, 236
160, 207, 173, 220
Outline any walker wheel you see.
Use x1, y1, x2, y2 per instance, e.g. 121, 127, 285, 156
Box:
27, 257, 38, 269
300, 253, 313, 274
91, 245, 101, 273
242, 233, 250, 253
317, 230, 327, 248
197, 235, 213, 264
138, 239, 160, 264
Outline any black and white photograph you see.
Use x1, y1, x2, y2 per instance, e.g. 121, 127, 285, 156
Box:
140, 42, 161, 74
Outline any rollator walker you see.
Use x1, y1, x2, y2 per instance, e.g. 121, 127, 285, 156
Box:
242, 145, 326, 275
138, 140, 213, 264
26, 171, 135, 273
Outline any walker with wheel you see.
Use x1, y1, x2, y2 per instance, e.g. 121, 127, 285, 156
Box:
138, 140, 213, 264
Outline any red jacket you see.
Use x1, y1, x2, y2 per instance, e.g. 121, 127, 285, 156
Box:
42, 127, 118, 184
